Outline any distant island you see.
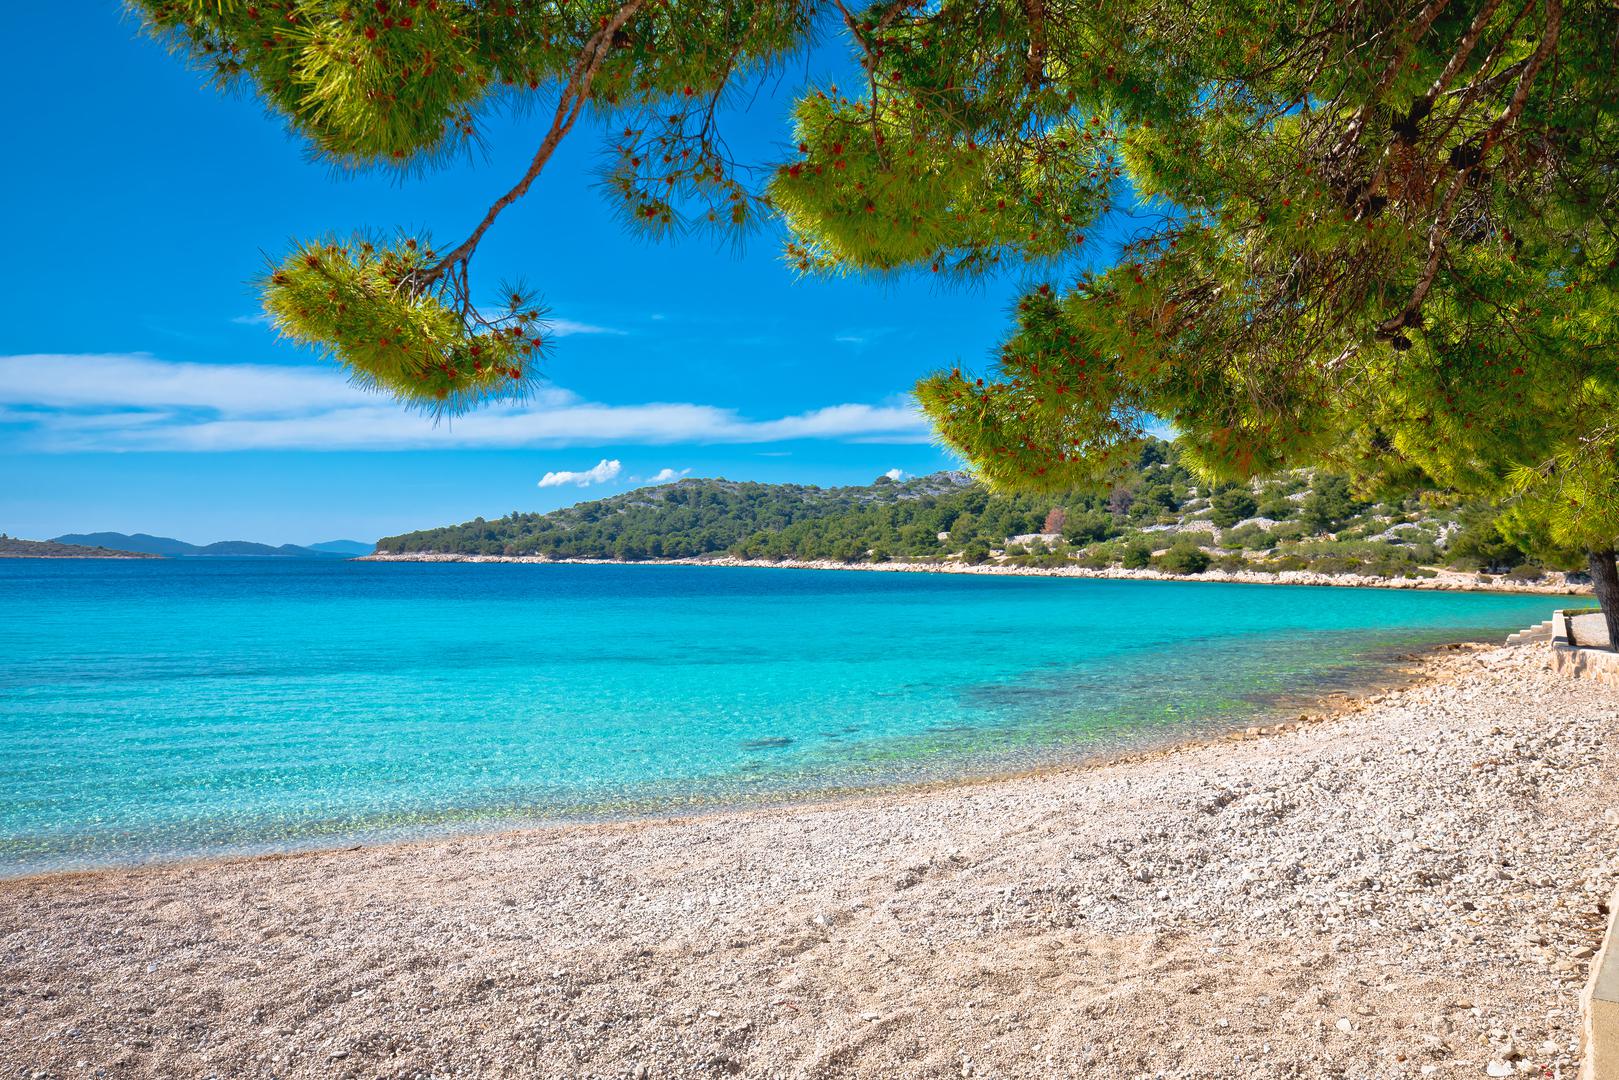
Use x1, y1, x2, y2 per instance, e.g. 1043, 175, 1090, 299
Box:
47, 533, 375, 559
0, 535, 162, 559
373, 439, 1582, 590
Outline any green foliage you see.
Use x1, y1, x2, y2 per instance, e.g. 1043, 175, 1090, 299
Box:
1300, 475, 1364, 535
1118, 537, 1153, 570
772, 96, 1108, 274
1152, 543, 1210, 575
1445, 508, 1526, 572
1060, 508, 1118, 545
1209, 486, 1258, 530
262, 236, 545, 412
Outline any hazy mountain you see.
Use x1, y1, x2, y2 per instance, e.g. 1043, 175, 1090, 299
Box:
54, 532, 199, 556
305, 540, 375, 556
52, 532, 352, 558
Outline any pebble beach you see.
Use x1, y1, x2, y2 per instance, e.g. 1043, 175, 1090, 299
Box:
2, 641, 1614, 1079
360, 551, 1594, 597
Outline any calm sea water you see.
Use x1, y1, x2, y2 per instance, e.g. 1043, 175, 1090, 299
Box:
0, 559, 1560, 874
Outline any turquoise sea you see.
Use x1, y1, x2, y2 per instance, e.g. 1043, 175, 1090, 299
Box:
0, 559, 1561, 875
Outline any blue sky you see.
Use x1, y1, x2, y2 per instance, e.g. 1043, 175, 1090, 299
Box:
0, 5, 1058, 545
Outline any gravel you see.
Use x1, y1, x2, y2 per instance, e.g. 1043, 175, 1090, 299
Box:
1, 643, 1614, 1079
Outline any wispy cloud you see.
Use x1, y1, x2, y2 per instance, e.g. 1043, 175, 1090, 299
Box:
549, 318, 629, 338
0, 353, 931, 452
833, 326, 897, 348
232, 313, 271, 327
539, 459, 622, 488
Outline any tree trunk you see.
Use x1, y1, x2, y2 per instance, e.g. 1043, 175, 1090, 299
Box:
1587, 548, 1619, 653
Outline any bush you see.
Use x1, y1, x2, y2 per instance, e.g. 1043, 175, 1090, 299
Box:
1154, 543, 1212, 575
1301, 474, 1365, 534
1120, 538, 1154, 569
1062, 508, 1119, 545
1214, 554, 1249, 573
1222, 523, 1274, 550
960, 541, 991, 565
1506, 564, 1546, 582
1130, 483, 1180, 519
1075, 547, 1112, 569
1210, 487, 1259, 528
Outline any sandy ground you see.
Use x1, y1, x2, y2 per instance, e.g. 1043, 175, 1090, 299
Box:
2, 643, 1615, 1080
359, 552, 1591, 598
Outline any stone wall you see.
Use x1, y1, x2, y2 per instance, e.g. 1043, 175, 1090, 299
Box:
1582, 884, 1619, 1080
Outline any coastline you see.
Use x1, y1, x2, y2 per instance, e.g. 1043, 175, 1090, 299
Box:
4, 642, 1614, 1077
359, 550, 1593, 596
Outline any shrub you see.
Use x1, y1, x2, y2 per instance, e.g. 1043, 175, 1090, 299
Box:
961, 542, 991, 565
1214, 554, 1249, 573
1154, 543, 1212, 575
1075, 547, 1112, 569
1062, 509, 1118, 545
1267, 521, 1309, 545
1301, 474, 1365, 534
1210, 487, 1259, 528
1222, 523, 1276, 550
1120, 538, 1154, 569
1506, 564, 1546, 582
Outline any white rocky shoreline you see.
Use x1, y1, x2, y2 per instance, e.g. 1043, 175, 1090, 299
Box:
3, 641, 1615, 1078
359, 550, 1593, 597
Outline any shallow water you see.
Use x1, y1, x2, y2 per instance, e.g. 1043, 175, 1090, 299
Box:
0, 559, 1559, 874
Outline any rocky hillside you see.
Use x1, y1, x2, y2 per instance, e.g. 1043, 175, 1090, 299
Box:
377, 442, 1574, 583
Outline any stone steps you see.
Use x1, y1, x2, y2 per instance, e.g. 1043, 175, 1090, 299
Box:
1505, 619, 1554, 646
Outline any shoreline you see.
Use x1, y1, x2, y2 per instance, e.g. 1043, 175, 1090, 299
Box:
2, 639, 1459, 885
359, 550, 1592, 596
3, 641, 1612, 1077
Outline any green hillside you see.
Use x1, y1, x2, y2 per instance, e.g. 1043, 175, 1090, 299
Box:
376, 442, 1572, 582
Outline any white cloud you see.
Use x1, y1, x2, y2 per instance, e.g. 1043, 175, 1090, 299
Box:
0, 353, 933, 452
539, 459, 622, 488
883, 468, 906, 481
834, 334, 867, 345
548, 319, 628, 337
646, 467, 690, 484
0, 353, 376, 413
232, 313, 271, 326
